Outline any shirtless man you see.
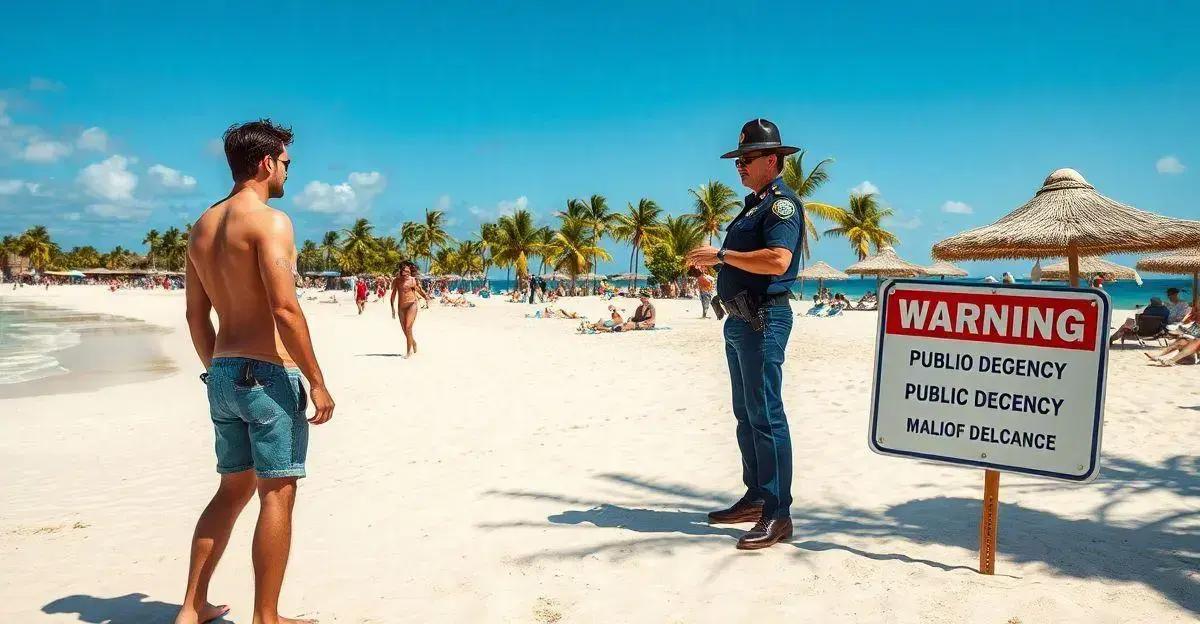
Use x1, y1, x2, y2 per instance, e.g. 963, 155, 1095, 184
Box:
178, 119, 335, 624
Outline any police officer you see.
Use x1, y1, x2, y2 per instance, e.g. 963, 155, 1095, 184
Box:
687, 119, 803, 550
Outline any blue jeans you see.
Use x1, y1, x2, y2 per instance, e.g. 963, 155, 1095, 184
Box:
723, 304, 793, 518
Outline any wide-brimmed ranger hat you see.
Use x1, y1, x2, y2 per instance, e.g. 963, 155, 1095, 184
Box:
720, 118, 800, 159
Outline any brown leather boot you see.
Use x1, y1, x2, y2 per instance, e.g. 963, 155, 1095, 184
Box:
707, 499, 764, 524
736, 516, 793, 550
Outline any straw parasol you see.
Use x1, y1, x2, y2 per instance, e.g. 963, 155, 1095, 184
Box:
932, 168, 1200, 286
1037, 257, 1142, 284
1137, 247, 1200, 312
845, 246, 928, 280
923, 260, 969, 279
798, 260, 849, 295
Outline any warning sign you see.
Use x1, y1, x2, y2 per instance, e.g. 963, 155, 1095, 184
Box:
868, 280, 1109, 481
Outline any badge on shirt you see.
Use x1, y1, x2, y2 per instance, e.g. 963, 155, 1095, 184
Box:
772, 199, 796, 219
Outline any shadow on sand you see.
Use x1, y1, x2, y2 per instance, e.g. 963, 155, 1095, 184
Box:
483, 455, 1199, 615
41, 593, 233, 623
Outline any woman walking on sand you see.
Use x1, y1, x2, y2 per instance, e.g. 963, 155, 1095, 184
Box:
390, 261, 430, 357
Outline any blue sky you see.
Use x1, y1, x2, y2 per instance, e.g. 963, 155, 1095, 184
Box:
1, 1, 1196, 277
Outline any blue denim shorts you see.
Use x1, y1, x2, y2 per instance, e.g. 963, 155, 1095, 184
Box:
207, 357, 309, 479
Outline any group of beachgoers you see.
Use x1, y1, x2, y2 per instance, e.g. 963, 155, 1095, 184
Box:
804, 290, 878, 317
1107, 286, 1200, 366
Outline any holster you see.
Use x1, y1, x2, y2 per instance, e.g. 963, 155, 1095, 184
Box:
725, 290, 765, 332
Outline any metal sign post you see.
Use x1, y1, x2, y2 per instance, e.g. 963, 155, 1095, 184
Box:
869, 279, 1110, 574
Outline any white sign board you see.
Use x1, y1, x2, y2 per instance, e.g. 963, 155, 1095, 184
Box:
868, 280, 1109, 482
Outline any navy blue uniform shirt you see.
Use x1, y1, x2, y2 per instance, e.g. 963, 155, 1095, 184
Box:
717, 176, 804, 300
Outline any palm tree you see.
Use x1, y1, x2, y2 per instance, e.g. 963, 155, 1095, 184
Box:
102, 245, 133, 269
17, 225, 58, 271
490, 209, 542, 285
320, 231, 341, 271
823, 192, 899, 260
690, 181, 742, 244
477, 222, 498, 283
782, 151, 844, 266
612, 198, 663, 292
418, 209, 454, 272
142, 229, 161, 270
298, 240, 321, 274
577, 195, 615, 294
339, 218, 378, 274
373, 235, 404, 273
545, 218, 611, 291
159, 227, 185, 271
656, 215, 706, 292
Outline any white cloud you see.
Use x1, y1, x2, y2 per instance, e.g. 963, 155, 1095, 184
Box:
0, 179, 41, 195
76, 127, 108, 152
22, 140, 73, 163
0, 179, 27, 195
497, 196, 528, 216
893, 213, 923, 230
85, 202, 150, 220
1156, 155, 1186, 175
78, 155, 138, 201
851, 180, 879, 196
29, 77, 65, 92
348, 171, 386, 204
147, 164, 197, 190
63, 212, 82, 221
293, 171, 386, 215
941, 200, 973, 214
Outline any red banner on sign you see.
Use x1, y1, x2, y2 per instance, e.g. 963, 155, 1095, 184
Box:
884, 288, 1099, 351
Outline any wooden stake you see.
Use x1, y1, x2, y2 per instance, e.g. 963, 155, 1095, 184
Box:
1068, 248, 1081, 288
979, 469, 1000, 575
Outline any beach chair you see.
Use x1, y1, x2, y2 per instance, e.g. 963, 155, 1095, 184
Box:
1122, 314, 1169, 347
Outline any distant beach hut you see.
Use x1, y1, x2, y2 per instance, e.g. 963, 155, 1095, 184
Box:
798, 261, 849, 295
933, 168, 1200, 286
845, 246, 928, 283
1137, 247, 1200, 312
1036, 257, 1143, 285
923, 261, 969, 280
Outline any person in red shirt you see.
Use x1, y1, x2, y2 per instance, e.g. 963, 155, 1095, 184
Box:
355, 276, 369, 314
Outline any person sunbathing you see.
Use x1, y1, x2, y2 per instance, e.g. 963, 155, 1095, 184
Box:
613, 296, 655, 331
583, 306, 622, 330
1150, 336, 1200, 366
1146, 323, 1200, 365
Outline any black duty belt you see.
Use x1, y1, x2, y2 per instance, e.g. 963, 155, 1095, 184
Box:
759, 293, 792, 307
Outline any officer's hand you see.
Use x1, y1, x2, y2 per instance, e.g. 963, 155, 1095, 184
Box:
687, 246, 721, 267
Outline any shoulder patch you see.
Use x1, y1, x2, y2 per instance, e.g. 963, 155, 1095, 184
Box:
771, 198, 796, 219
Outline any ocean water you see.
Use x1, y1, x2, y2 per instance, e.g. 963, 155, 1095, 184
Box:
0, 301, 81, 384
0, 300, 174, 395
480, 277, 1194, 310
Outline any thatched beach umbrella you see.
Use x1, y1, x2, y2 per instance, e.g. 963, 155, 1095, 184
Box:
845, 246, 928, 281
932, 168, 1200, 286
924, 260, 969, 280
1137, 247, 1200, 312
1037, 257, 1142, 284
798, 260, 849, 294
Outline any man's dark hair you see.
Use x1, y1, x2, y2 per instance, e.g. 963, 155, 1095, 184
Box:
223, 119, 294, 182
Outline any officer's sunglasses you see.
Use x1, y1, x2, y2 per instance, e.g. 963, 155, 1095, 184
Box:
275, 156, 291, 172
734, 153, 767, 168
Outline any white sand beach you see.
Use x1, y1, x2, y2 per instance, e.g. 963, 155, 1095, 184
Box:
2, 285, 1197, 623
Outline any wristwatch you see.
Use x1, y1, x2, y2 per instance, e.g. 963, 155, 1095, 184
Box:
717, 248, 727, 263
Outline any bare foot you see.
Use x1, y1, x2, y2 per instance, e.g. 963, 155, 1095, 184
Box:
175, 602, 229, 624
